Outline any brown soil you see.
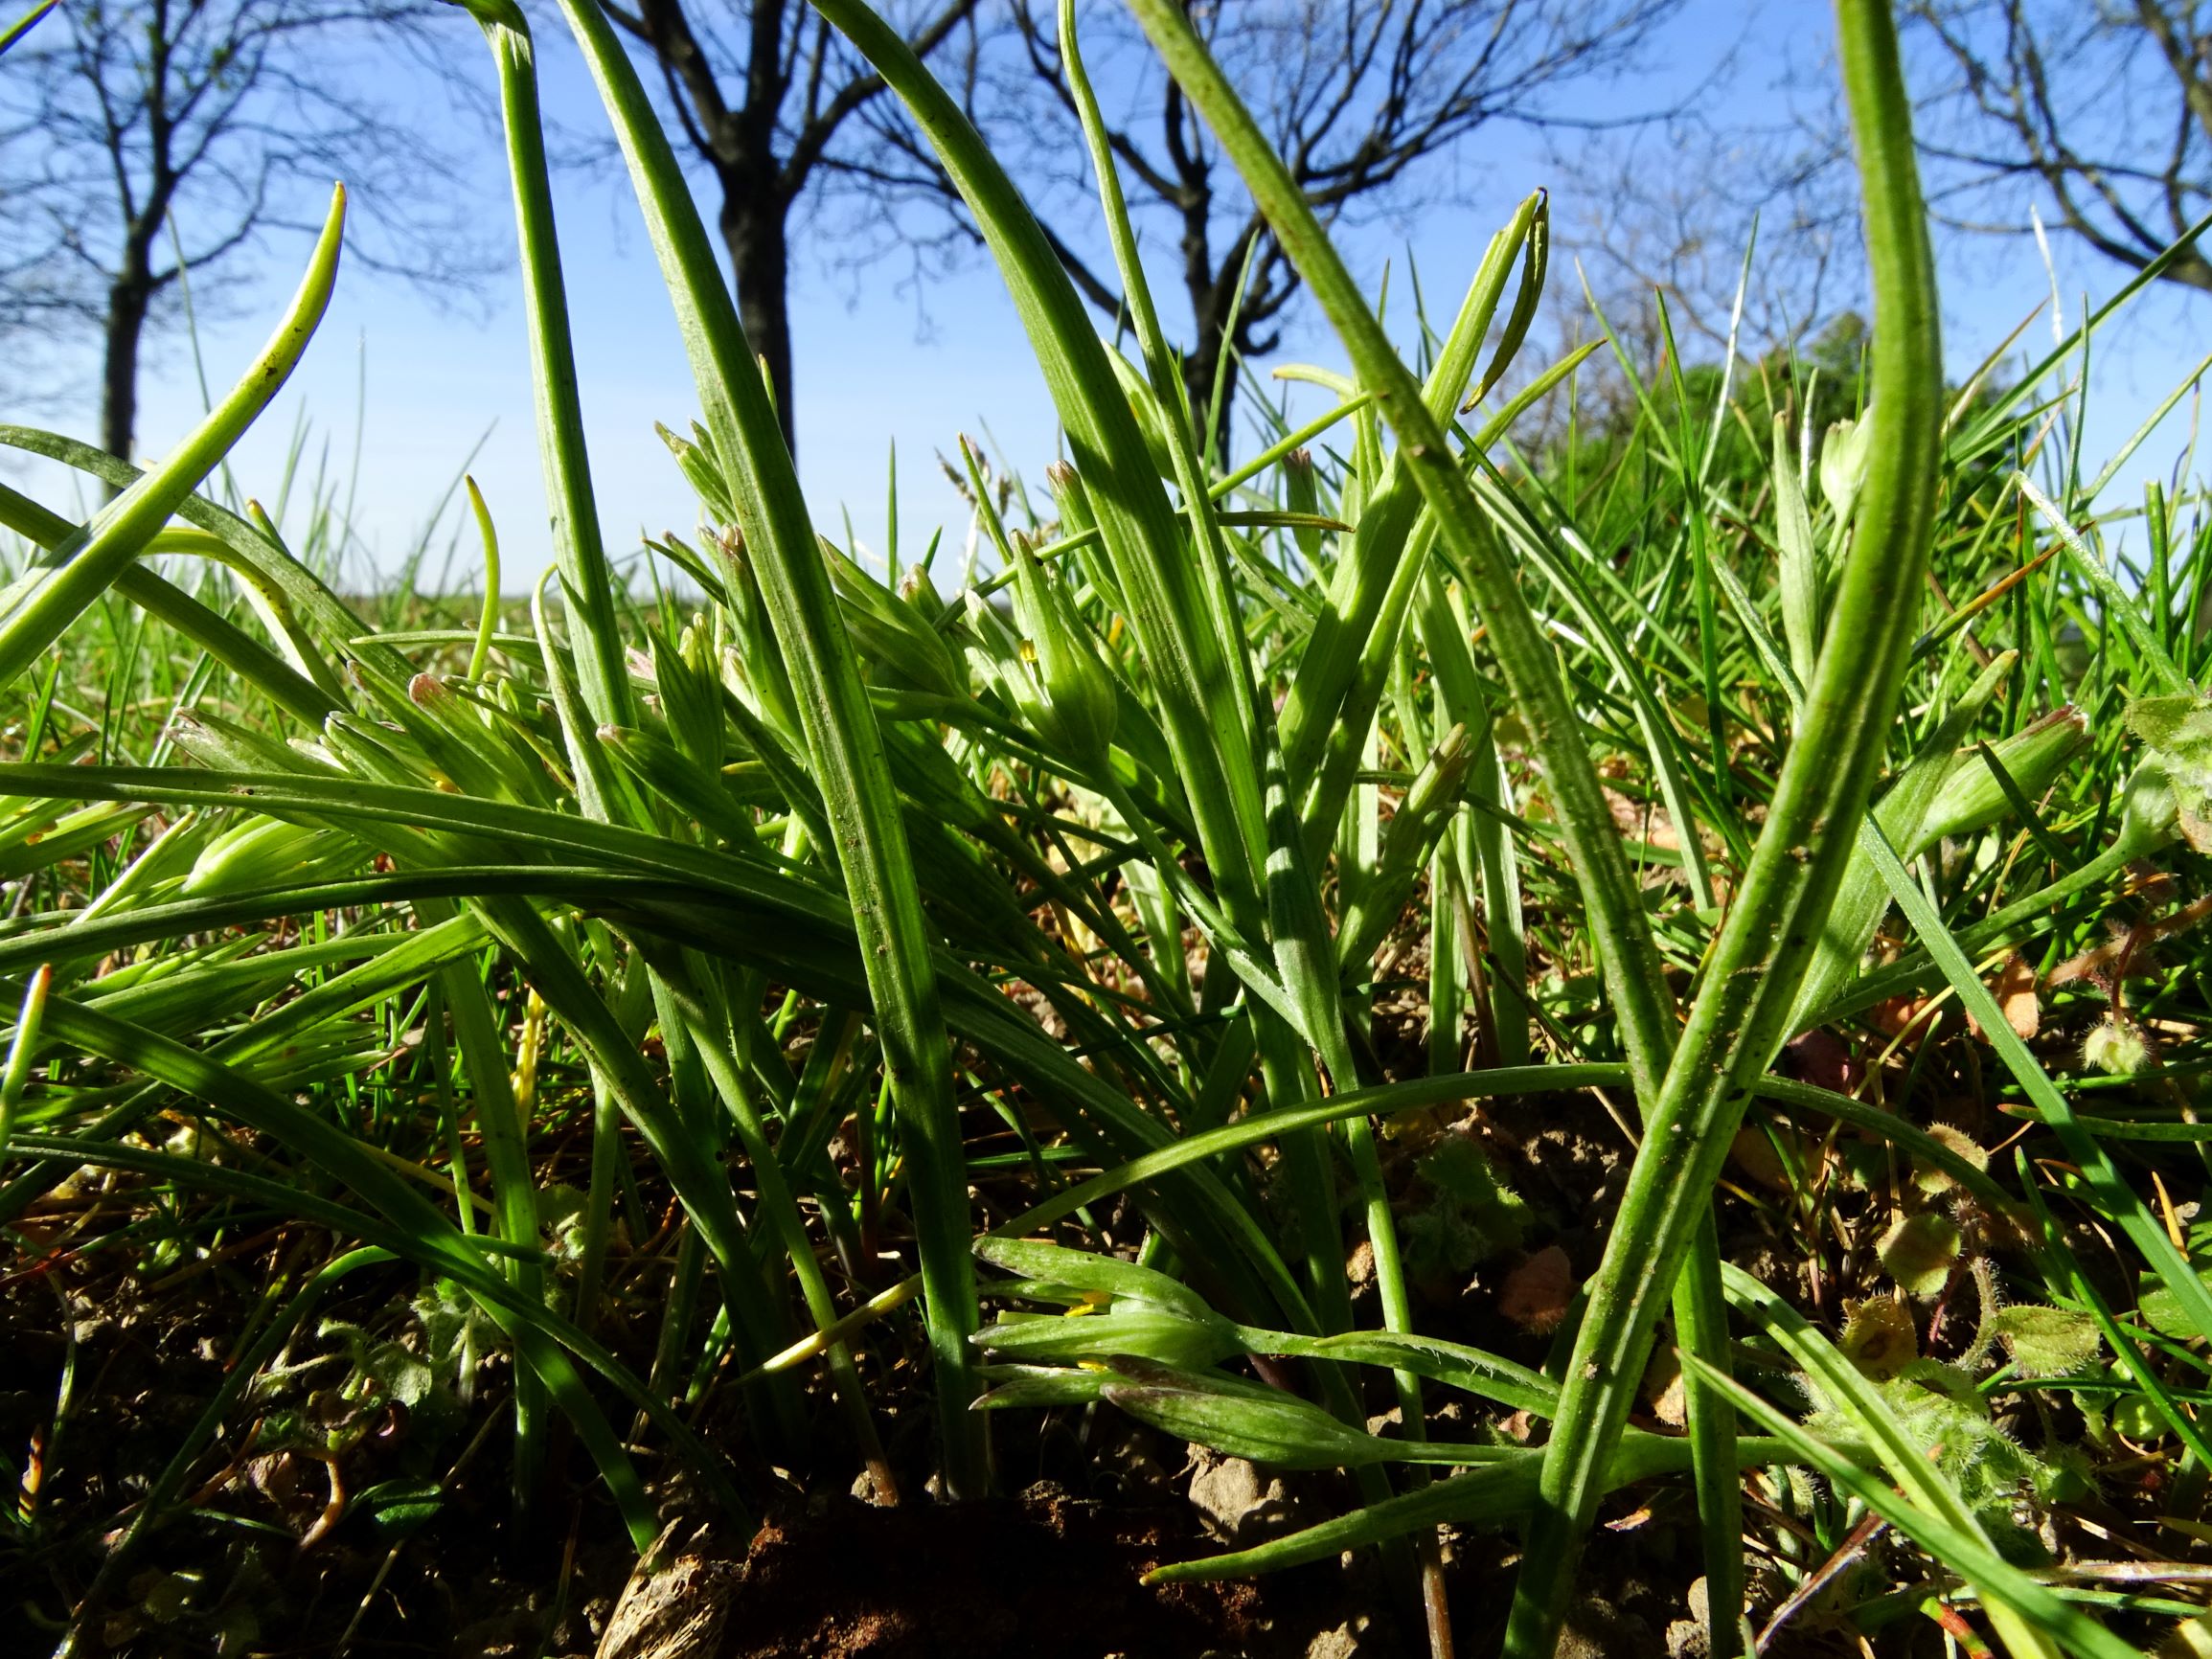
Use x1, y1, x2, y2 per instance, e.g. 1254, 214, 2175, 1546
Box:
712, 1486, 1292, 1659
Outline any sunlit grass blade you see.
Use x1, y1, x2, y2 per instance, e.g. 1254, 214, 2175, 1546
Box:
1492, 0, 1946, 1642
0, 190, 344, 693
547, 0, 985, 1494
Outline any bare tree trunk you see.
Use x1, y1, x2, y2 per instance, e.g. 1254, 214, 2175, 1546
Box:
1180, 318, 1242, 462
720, 186, 796, 457
101, 269, 152, 476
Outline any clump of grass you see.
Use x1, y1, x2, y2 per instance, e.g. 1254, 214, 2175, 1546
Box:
6, 0, 2212, 1655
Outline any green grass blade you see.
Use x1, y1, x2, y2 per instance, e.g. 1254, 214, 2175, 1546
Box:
549, 0, 984, 1492
0, 191, 344, 693
455, 2, 632, 728
1502, 0, 1947, 1644
1859, 818, 2212, 1341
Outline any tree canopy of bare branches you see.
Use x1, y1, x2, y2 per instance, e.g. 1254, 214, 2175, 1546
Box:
1907, 0, 2212, 293
603, 0, 985, 453
608, 0, 1678, 453
0, 0, 489, 466
975, 0, 1682, 444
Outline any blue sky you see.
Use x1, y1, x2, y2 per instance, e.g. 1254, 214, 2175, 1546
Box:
7, 0, 2207, 593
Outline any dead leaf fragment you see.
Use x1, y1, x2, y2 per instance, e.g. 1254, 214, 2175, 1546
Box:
1498, 1244, 1575, 1333
1967, 952, 2039, 1041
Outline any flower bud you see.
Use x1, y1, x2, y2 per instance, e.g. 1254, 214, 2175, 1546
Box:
1044, 462, 1097, 539
182, 814, 356, 898
897, 559, 946, 624
823, 538, 967, 701
1008, 535, 1117, 763
1044, 461, 1124, 610
651, 623, 725, 769
710, 530, 803, 739
1106, 351, 1177, 480
1913, 707, 2087, 852
975, 1237, 1214, 1316
1283, 448, 1325, 565
970, 1238, 1239, 1369
658, 421, 735, 525
2115, 759, 2184, 858
1819, 402, 1876, 517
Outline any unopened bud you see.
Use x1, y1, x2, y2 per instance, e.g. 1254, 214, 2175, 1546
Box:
658, 421, 735, 524
182, 815, 352, 898
1106, 351, 1178, 480
1283, 448, 1324, 564
1009, 535, 1117, 763
1045, 462, 1095, 536
1914, 707, 2087, 852
1819, 402, 1876, 517
898, 561, 946, 622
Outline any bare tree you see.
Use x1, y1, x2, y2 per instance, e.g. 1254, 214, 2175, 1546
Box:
965, 0, 1683, 446
601, 0, 985, 454
1905, 0, 2212, 293
1545, 87, 1861, 366
1571, 1, 2212, 367
0, 1, 489, 467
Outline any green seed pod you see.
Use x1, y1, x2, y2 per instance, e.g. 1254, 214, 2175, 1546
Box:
1469, 188, 1548, 407
1913, 707, 2088, 852
1008, 535, 1118, 764
1100, 1358, 1393, 1470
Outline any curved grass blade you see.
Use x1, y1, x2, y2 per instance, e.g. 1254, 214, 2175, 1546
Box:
453, 0, 631, 729
0, 190, 344, 693
0, 479, 338, 726
1494, 4, 1945, 1644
